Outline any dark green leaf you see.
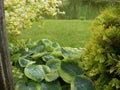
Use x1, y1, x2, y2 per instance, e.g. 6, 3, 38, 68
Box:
46, 59, 61, 72
71, 75, 96, 90
59, 60, 84, 83
40, 81, 62, 90
15, 80, 40, 90
42, 54, 55, 62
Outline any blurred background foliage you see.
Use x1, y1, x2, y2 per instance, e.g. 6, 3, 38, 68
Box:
44, 0, 120, 19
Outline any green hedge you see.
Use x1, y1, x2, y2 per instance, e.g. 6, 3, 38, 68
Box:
82, 8, 120, 90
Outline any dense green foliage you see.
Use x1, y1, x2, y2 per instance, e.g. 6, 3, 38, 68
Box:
82, 8, 120, 90
55, 0, 118, 19
19, 20, 91, 48
10, 39, 96, 90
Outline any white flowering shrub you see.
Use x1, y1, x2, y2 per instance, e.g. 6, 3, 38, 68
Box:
4, 0, 63, 42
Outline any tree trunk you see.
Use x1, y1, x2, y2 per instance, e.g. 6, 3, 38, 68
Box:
0, 0, 14, 90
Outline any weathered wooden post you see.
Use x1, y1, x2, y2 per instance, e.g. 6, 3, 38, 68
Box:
0, 0, 14, 90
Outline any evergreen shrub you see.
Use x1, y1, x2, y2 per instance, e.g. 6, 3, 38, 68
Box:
82, 8, 120, 90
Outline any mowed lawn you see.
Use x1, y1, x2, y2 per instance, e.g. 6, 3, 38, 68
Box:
19, 20, 92, 48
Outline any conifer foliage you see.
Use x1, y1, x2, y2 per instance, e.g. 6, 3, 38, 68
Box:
82, 8, 120, 90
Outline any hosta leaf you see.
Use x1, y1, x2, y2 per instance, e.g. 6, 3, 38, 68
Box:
41, 39, 54, 52
52, 42, 61, 49
71, 75, 96, 90
42, 54, 55, 62
61, 48, 70, 57
24, 65, 46, 82
61, 48, 79, 59
19, 58, 35, 67
45, 72, 59, 82
52, 50, 63, 58
59, 60, 84, 83
41, 65, 51, 74
31, 52, 46, 60
46, 59, 61, 72
15, 80, 40, 90
52, 42, 62, 56
30, 41, 45, 53
40, 81, 62, 90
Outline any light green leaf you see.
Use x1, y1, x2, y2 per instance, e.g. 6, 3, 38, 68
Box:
59, 60, 84, 83
15, 80, 40, 90
103, 34, 111, 42
41, 65, 51, 74
11, 53, 21, 62
24, 65, 45, 82
45, 72, 59, 82
71, 75, 96, 90
31, 52, 46, 60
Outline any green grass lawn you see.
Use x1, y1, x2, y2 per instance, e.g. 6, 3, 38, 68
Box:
19, 20, 92, 48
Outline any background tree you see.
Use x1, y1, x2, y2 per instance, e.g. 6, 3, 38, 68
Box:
59, 0, 118, 19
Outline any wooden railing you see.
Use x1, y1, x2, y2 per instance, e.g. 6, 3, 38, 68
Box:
0, 0, 14, 90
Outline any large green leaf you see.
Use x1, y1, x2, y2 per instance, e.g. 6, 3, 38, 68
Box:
71, 75, 96, 90
46, 59, 61, 72
30, 41, 45, 53
40, 81, 62, 90
15, 80, 40, 90
24, 65, 46, 82
19, 58, 35, 67
59, 60, 84, 83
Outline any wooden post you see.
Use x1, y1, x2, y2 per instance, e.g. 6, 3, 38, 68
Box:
0, 0, 14, 90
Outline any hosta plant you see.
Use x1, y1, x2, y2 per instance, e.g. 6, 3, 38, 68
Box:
10, 39, 96, 90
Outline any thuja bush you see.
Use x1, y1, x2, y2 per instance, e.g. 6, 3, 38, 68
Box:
10, 39, 96, 90
82, 8, 120, 90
